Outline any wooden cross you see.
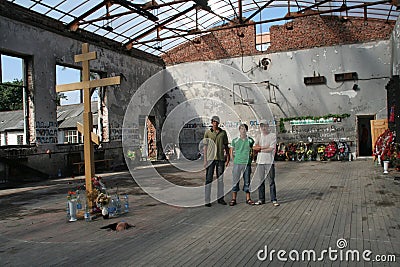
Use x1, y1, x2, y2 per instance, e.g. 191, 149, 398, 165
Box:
56, 43, 120, 203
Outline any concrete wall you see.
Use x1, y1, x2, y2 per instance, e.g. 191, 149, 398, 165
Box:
165, 40, 391, 156
0, 8, 164, 177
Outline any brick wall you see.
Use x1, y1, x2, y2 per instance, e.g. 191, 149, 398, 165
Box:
162, 16, 394, 65
162, 22, 259, 65
268, 16, 394, 53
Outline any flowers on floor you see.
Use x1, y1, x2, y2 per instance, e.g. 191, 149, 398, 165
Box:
373, 129, 394, 161
96, 192, 110, 207
67, 190, 77, 201
373, 129, 400, 170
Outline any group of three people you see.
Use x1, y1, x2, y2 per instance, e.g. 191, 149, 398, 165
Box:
203, 115, 279, 207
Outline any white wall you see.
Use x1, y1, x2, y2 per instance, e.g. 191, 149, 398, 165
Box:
0, 131, 24, 145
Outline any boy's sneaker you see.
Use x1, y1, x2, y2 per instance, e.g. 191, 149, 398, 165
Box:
255, 200, 265, 205
272, 201, 280, 206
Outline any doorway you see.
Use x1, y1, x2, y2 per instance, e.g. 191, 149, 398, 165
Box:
357, 115, 374, 157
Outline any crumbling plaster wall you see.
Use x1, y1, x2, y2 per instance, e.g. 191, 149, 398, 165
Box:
223, 40, 390, 143
0, 15, 163, 177
226, 40, 390, 118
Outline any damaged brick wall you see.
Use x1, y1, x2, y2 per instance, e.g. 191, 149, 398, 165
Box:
162, 22, 259, 65
268, 16, 394, 53
162, 16, 394, 65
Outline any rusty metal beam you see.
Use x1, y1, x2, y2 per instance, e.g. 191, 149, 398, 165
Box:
77, 1, 195, 26
67, 0, 159, 31
77, 10, 136, 25
244, 0, 274, 23
296, 0, 333, 13
226, 0, 239, 20
238, 0, 243, 23
201, 5, 236, 24
143, 0, 191, 10
191, 0, 210, 10
125, 4, 198, 49
67, 1, 108, 31
385, 5, 395, 23
113, 0, 158, 21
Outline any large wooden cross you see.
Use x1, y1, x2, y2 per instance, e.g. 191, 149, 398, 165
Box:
56, 43, 120, 202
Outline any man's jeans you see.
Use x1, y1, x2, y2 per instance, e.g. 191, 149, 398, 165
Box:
257, 164, 276, 202
232, 164, 251, 193
205, 160, 225, 203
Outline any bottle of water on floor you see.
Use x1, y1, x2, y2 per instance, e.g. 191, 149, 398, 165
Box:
124, 194, 129, 213
76, 190, 82, 210
66, 202, 70, 222
109, 197, 116, 218
84, 199, 90, 222
116, 195, 122, 216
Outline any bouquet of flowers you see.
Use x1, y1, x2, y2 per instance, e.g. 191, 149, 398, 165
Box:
96, 192, 110, 207
324, 141, 337, 159
67, 190, 77, 201
373, 129, 394, 162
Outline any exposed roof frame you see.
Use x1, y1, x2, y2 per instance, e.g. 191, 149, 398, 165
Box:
125, 4, 200, 49
134, 0, 394, 47
244, 0, 275, 23
67, 0, 158, 31
5, 0, 400, 56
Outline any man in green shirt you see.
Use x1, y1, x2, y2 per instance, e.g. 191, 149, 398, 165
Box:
229, 123, 255, 206
203, 115, 230, 207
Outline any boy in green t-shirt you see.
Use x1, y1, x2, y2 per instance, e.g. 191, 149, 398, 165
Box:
229, 123, 255, 206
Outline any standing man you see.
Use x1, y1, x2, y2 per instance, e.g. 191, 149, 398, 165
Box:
229, 124, 255, 206
253, 120, 279, 206
203, 115, 230, 207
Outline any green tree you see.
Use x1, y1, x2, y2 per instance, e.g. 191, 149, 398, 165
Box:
0, 79, 23, 111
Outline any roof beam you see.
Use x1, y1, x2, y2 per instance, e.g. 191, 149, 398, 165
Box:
67, 0, 158, 31
67, 1, 108, 31
191, 0, 210, 11
113, 0, 158, 21
125, 4, 198, 49
238, 0, 243, 23
244, 0, 274, 23
296, 0, 332, 13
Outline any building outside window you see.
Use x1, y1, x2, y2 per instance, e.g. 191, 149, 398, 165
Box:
255, 33, 271, 52
64, 130, 81, 144
17, 135, 23, 145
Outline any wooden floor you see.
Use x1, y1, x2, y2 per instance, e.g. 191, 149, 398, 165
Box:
0, 159, 399, 266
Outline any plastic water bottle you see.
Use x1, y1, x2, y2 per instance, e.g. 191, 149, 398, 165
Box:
108, 198, 116, 217
116, 195, 122, 215
66, 202, 70, 221
84, 200, 90, 222
76, 191, 82, 210
124, 194, 129, 213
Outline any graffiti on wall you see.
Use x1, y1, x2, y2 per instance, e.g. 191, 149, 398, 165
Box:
122, 122, 140, 147
110, 121, 122, 141
36, 121, 58, 144
278, 123, 354, 143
